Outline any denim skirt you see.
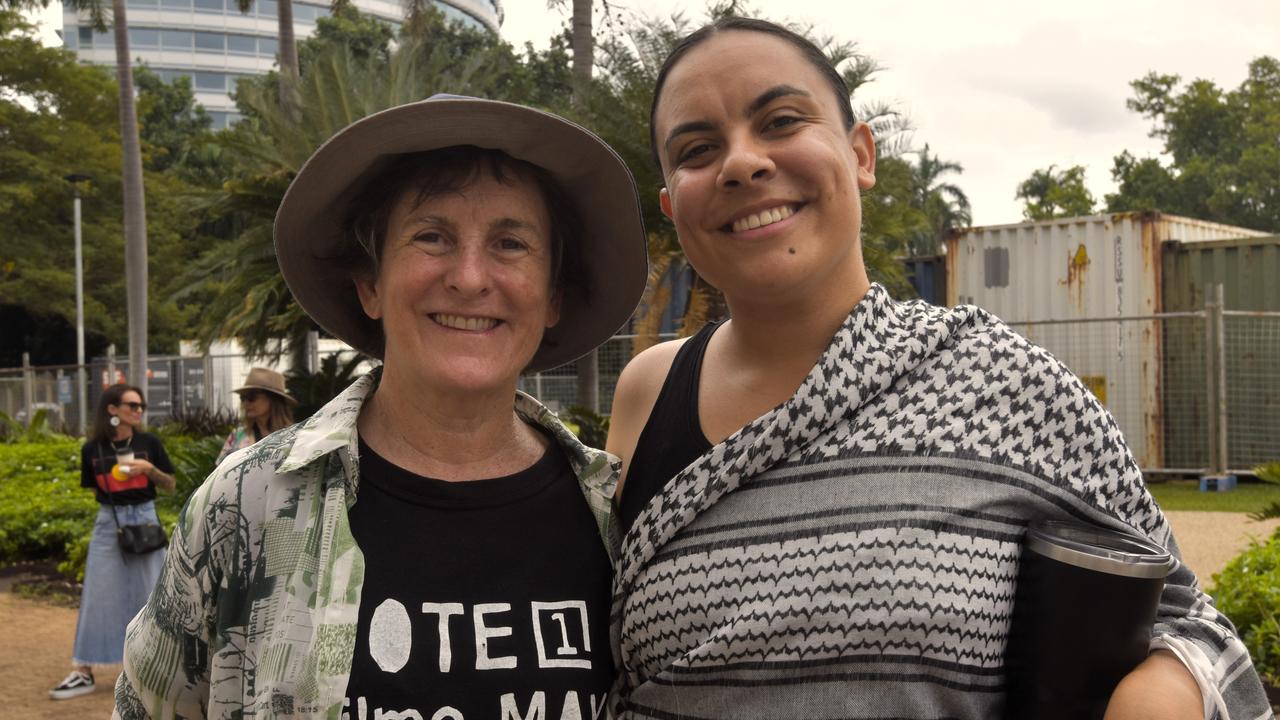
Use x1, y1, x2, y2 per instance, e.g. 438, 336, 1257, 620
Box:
72, 500, 166, 666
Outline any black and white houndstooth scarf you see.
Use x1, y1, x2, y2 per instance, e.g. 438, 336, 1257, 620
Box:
609, 284, 1270, 720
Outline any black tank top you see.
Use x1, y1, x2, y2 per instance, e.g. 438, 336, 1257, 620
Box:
618, 321, 719, 535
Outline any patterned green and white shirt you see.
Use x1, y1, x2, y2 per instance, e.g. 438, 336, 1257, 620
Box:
114, 371, 619, 719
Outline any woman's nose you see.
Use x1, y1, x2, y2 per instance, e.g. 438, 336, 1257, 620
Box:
717, 136, 775, 189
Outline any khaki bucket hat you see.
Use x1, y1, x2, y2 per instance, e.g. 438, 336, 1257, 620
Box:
233, 367, 296, 403
274, 95, 648, 372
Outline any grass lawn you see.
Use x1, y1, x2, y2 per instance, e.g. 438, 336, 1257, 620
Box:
1146, 479, 1280, 512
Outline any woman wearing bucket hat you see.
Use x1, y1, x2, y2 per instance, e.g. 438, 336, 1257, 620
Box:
115, 96, 647, 720
215, 367, 296, 464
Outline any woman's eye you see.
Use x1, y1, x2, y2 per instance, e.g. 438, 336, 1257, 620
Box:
678, 143, 713, 164
496, 237, 530, 253
765, 115, 801, 130
413, 232, 449, 253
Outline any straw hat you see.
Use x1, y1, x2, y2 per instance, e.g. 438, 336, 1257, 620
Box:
274, 95, 648, 372
233, 367, 296, 404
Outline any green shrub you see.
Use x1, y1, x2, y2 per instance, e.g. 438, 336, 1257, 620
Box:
0, 440, 93, 565
0, 432, 224, 580
1210, 527, 1280, 685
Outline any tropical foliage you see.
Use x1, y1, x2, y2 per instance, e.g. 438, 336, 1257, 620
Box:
1015, 164, 1096, 221
1210, 527, 1280, 685
1107, 57, 1280, 233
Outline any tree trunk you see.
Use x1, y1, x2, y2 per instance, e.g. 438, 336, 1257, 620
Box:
111, 0, 149, 394
570, 0, 599, 412
276, 0, 300, 118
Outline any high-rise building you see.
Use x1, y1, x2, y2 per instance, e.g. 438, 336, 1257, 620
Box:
61, 0, 503, 129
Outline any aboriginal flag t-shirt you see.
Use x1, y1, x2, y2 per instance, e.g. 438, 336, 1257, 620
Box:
80, 432, 172, 505
344, 433, 614, 720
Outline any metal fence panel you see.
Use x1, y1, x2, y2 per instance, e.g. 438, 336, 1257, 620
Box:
1223, 312, 1280, 469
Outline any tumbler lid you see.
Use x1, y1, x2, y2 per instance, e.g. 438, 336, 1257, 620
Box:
1026, 519, 1175, 579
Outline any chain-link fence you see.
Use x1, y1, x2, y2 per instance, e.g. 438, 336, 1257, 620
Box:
1, 334, 670, 434
1007, 304, 1280, 474
7, 315, 1274, 474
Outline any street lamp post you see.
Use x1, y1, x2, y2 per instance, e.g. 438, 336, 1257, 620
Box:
65, 173, 91, 435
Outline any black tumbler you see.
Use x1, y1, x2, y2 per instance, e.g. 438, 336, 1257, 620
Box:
1003, 519, 1176, 720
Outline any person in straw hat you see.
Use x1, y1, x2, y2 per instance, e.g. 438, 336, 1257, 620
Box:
215, 367, 297, 464
115, 95, 647, 720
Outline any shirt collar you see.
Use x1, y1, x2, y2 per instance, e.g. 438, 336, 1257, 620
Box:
275, 369, 617, 491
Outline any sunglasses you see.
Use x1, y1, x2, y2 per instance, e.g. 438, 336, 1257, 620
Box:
121, 401, 147, 411
240, 391, 265, 402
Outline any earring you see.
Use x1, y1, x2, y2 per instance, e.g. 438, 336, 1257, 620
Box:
109, 416, 121, 427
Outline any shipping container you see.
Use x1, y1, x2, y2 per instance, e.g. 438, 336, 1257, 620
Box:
903, 255, 947, 306
1160, 236, 1280, 470
944, 213, 1266, 471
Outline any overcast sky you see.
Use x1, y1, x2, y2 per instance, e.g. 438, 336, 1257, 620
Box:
31, 0, 1280, 225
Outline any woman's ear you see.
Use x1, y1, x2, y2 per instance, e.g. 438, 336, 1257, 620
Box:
849, 121, 877, 191
353, 273, 383, 321
659, 187, 674, 220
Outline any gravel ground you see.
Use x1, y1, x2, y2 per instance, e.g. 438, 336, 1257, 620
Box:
1, 512, 1275, 719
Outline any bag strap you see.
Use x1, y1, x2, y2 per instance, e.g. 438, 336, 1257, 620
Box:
95, 442, 124, 530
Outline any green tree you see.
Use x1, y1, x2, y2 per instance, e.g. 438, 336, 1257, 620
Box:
1016, 164, 1096, 220
0, 11, 209, 363
178, 8, 541, 359
1106, 57, 1280, 232
906, 144, 970, 256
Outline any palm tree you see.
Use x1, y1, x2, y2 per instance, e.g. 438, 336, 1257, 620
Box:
30, 0, 153, 387
177, 31, 491, 359
908, 144, 971, 256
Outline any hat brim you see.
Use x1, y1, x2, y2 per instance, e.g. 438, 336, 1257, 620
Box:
233, 384, 298, 404
274, 97, 648, 372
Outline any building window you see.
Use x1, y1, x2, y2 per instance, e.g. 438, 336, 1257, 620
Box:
161, 29, 193, 48
258, 0, 277, 17
78, 26, 93, 45
193, 0, 223, 12
195, 31, 223, 50
227, 34, 256, 54
129, 27, 160, 47
128, 0, 159, 8
194, 71, 225, 91
160, 0, 192, 9
258, 36, 277, 55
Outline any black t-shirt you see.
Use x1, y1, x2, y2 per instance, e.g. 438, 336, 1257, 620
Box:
80, 432, 173, 505
344, 434, 614, 720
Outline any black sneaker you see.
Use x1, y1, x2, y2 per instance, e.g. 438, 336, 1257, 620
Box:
49, 670, 95, 700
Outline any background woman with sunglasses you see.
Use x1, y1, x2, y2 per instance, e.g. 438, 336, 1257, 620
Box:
216, 367, 297, 464
48, 383, 176, 701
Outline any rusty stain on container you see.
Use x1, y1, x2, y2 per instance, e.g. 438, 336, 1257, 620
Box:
1061, 243, 1091, 310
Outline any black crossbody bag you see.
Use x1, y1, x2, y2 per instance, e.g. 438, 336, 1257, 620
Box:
96, 443, 168, 554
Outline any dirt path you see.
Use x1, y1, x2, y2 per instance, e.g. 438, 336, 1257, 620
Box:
0, 513, 1274, 718
0, 592, 119, 719
1165, 511, 1280, 583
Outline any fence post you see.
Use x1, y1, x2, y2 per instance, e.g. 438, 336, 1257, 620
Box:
1213, 284, 1229, 474
22, 352, 34, 425
1203, 294, 1219, 475
107, 344, 117, 386
203, 350, 214, 414
306, 330, 320, 374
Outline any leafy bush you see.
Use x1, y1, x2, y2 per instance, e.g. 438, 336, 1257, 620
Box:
0, 409, 73, 444
560, 406, 610, 449
0, 440, 93, 565
0, 432, 224, 580
1210, 527, 1280, 685
287, 353, 367, 422
1251, 463, 1280, 520
156, 406, 238, 439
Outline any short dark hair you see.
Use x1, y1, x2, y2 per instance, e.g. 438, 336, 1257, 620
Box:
340, 146, 588, 355
93, 384, 145, 444
649, 16, 856, 173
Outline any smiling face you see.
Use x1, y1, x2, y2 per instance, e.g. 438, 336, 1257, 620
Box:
653, 29, 877, 308
354, 171, 561, 395
109, 390, 146, 430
